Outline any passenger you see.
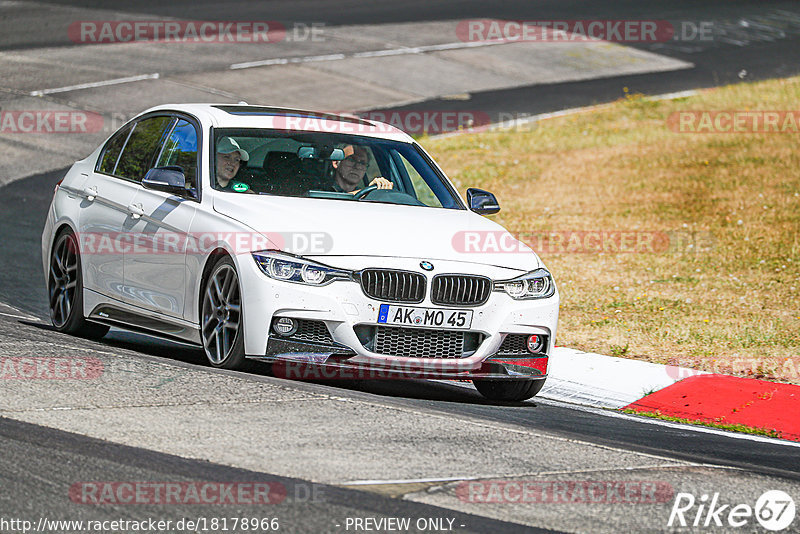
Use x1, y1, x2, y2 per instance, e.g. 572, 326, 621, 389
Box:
215, 137, 251, 192
331, 145, 393, 194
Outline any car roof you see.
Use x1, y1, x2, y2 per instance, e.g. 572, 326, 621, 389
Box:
139, 103, 415, 142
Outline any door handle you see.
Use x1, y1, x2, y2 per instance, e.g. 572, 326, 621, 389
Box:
83, 186, 98, 201
127, 203, 145, 219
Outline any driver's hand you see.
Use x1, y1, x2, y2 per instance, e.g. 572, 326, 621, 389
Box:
368, 177, 393, 189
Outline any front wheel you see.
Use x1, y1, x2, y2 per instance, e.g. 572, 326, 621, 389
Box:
48, 230, 109, 339
201, 256, 246, 369
473, 378, 546, 402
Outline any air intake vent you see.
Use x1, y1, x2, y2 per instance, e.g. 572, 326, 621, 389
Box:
431, 275, 492, 306
289, 319, 335, 345
359, 269, 426, 303
374, 326, 466, 359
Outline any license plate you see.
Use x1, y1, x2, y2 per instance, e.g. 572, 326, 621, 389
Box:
377, 304, 473, 329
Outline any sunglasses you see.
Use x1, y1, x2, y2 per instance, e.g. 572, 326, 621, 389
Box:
343, 156, 368, 167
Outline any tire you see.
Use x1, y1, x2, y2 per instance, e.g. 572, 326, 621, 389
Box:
48, 230, 109, 339
200, 256, 246, 369
473, 378, 546, 402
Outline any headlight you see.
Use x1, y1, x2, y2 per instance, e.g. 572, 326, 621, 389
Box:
494, 268, 555, 300
252, 251, 351, 285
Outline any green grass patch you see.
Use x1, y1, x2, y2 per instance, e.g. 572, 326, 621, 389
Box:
620, 409, 783, 439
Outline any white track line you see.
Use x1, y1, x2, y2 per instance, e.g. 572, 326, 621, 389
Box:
344, 475, 482, 486
0, 310, 36, 320
30, 73, 160, 97
231, 53, 347, 69
229, 40, 505, 70
342, 464, 718, 486
537, 397, 800, 448
0, 301, 38, 321
648, 89, 702, 101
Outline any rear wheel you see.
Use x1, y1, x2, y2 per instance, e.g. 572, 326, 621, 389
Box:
201, 256, 246, 369
473, 378, 546, 402
48, 230, 109, 339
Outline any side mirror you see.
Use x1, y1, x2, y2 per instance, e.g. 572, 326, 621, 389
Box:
142, 166, 188, 196
467, 188, 500, 215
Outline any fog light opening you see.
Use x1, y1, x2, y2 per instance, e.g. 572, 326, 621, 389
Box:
526, 334, 543, 354
273, 317, 298, 336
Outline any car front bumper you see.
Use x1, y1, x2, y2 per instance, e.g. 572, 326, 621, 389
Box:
236, 254, 559, 380
251, 335, 549, 380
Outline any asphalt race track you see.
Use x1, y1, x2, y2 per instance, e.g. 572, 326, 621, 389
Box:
2, 2, 800, 533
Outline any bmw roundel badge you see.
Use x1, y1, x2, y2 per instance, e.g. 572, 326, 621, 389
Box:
420, 261, 434, 271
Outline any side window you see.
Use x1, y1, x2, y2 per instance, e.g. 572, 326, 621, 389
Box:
97, 123, 133, 174
156, 119, 198, 189
363, 147, 380, 180
396, 151, 443, 208
115, 116, 174, 182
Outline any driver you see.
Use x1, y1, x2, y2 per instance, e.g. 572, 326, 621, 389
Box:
331, 145, 393, 194
215, 137, 251, 192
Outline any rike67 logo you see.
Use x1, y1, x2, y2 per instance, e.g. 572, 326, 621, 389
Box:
668, 490, 795, 531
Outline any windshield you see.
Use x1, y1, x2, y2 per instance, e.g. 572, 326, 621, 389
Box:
212, 129, 463, 209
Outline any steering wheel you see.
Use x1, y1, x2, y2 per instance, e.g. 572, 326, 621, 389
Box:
352, 187, 426, 206
353, 185, 379, 199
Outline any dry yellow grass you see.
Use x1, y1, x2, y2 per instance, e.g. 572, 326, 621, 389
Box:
426, 77, 800, 383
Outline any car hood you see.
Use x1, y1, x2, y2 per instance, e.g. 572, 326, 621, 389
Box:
212, 194, 541, 271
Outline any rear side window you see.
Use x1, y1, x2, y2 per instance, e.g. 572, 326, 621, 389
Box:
155, 119, 199, 189
114, 116, 174, 182
97, 123, 133, 175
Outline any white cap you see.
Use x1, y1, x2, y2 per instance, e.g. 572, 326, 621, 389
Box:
217, 137, 249, 161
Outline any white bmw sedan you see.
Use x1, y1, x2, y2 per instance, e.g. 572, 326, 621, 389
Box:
42, 104, 558, 401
